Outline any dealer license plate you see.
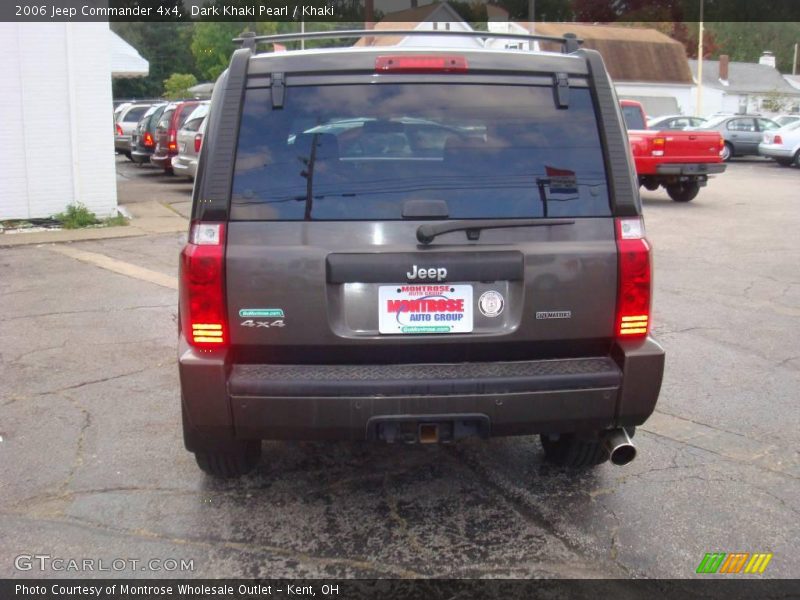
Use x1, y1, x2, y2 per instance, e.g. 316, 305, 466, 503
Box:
179, 142, 186, 152
378, 284, 473, 334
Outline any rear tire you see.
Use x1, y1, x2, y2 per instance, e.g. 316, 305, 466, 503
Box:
665, 182, 700, 202
540, 433, 609, 468
774, 157, 793, 167
194, 443, 261, 479
182, 401, 261, 478
794, 150, 800, 168
721, 142, 733, 162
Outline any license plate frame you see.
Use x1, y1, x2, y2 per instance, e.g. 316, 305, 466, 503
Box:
378, 284, 473, 334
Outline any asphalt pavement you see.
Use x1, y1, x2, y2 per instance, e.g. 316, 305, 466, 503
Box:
1, 157, 798, 579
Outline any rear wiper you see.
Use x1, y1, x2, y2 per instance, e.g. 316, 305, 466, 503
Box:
416, 218, 574, 245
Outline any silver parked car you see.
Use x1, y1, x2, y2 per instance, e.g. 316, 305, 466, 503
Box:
114, 103, 153, 158
694, 114, 780, 161
646, 115, 706, 131
171, 103, 209, 179
758, 120, 800, 166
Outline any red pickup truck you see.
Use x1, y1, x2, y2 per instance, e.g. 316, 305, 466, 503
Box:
621, 100, 726, 202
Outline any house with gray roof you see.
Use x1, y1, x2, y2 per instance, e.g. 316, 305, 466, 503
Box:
689, 54, 800, 117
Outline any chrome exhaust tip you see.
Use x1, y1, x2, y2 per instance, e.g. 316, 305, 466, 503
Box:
603, 428, 637, 466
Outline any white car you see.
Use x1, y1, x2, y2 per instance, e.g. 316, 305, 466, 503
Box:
114, 103, 153, 157
774, 115, 800, 128
758, 120, 800, 167
171, 103, 209, 179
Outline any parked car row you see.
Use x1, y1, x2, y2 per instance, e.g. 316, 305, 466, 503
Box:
114, 99, 210, 179
640, 109, 800, 166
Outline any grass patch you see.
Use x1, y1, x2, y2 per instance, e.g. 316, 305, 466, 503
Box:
53, 203, 98, 229
52, 204, 129, 229
102, 214, 129, 227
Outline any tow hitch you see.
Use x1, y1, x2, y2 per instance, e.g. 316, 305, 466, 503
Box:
368, 414, 490, 444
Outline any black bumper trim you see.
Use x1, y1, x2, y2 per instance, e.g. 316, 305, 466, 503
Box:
229, 357, 621, 398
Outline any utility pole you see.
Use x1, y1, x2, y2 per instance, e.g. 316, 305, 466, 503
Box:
300, 20, 305, 50
793, 42, 798, 75
695, 0, 704, 117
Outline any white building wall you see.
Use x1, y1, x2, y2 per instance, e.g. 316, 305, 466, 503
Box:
614, 82, 695, 117
0, 22, 117, 220
397, 21, 483, 49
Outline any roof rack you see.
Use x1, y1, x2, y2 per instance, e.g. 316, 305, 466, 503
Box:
234, 29, 583, 54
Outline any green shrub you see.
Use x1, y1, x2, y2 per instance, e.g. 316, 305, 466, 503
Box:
164, 73, 198, 100
53, 203, 98, 229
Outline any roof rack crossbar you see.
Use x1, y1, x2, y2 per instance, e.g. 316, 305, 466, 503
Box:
233, 29, 583, 53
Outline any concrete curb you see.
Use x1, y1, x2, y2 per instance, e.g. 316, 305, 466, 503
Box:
0, 201, 188, 247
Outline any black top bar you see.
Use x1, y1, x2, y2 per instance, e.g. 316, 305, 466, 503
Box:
233, 29, 583, 53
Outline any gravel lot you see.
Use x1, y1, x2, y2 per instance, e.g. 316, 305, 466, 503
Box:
1, 158, 798, 579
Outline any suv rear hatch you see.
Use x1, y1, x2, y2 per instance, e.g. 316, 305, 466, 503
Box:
223, 69, 619, 364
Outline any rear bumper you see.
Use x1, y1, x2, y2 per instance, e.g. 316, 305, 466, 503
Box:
654, 162, 726, 176
758, 144, 793, 159
171, 155, 197, 178
151, 151, 174, 169
179, 336, 665, 443
131, 147, 154, 163
114, 136, 131, 152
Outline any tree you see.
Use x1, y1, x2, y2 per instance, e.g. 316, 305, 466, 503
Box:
164, 73, 199, 99
112, 21, 198, 99
761, 90, 792, 113
191, 21, 279, 81
705, 22, 800, 73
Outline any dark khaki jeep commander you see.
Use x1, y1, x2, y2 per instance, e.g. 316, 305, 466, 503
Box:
179, 30, 665, 478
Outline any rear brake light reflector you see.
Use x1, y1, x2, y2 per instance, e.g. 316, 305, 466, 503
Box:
180, 223, 227, 349
194, 133, 203, 153
651, 137, 665, 157
774, 135, 783, 145
143, 132, 154, 147
615, 218, 651, 339
190, 223, 222, 245
115, 124, 123, 136
375, 55, 468, 73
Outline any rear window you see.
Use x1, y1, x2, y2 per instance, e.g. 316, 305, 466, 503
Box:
621, 104, 646, 130
231, 83, 610, 221
175, 104, 201, 129
124, 106, 150, 123
182, 116, 205, 132
157, 108, 175, 130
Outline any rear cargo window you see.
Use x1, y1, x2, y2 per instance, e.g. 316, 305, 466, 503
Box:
124, 106, 150, 123
231, 84, 610, 220
621, 104, 646, 130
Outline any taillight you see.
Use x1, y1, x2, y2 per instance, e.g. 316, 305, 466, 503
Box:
651, 137, 665, 157
615, 218, 651, 339
375, 55, 468, 73
143, 132, 154, 147
774, 134, 782, 145
194, 133, 203, 153
179, 223, 227, 349
168, 129, 177, 152
115, 124, 123, 136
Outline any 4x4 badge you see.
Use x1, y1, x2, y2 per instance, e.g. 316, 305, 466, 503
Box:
240, 319, 285, 328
